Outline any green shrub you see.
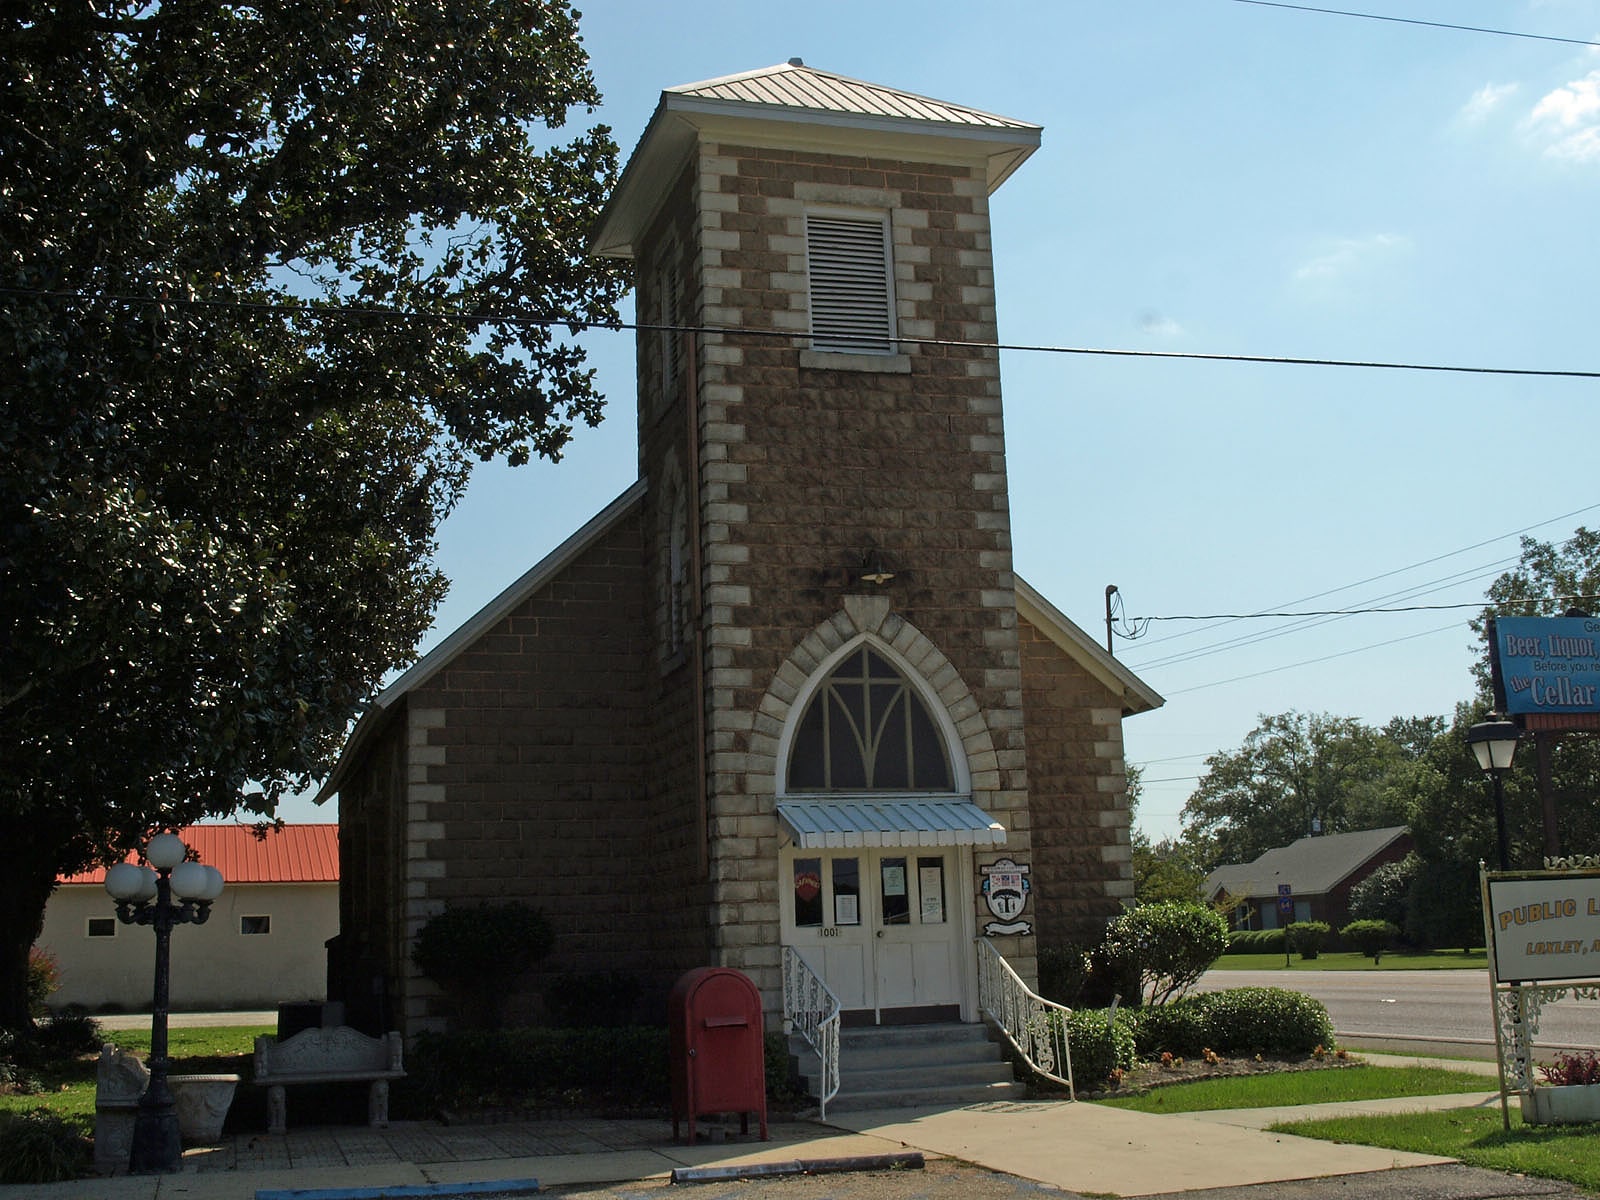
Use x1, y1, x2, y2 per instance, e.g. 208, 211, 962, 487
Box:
1340, 919, 1400, 964
1181, 987, 1333, 1056
1225, 928, 1285, 954
1036, 945, 1092, 1006
406, 1025, 672, 1115
1125, 1000, 1208, 1058
33, 1006, 101, 1056
25, 949, 59, 1020
1286, 921, 1330, 960
0, 1109, 89, 1184
1103, 902, 1229, 1004
542, 971, 642, 1028
1063, 1007, 1137, 1088
412, 903, 554, 1029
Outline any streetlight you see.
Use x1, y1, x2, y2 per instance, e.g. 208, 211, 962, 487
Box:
1467, 715, 1520, 871
104, 831, 225, 1174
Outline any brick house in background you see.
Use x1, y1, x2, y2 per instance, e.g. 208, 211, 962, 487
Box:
1205, 825, 1414, 935
318, 61, 1161, 1040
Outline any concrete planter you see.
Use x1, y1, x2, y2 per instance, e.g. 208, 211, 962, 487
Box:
1520, 1085, 1600, 1126
169, 1074, 240, 1144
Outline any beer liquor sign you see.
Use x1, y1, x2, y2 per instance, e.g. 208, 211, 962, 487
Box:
1493, 617, 1600, 715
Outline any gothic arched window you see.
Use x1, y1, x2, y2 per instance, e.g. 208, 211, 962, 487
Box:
787, 646, 952, 792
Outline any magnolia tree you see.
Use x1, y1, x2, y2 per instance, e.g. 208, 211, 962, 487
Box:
0, 2, 628, 1030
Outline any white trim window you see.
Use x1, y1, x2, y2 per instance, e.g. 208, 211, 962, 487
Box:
805, 211, 895, 355
787, 645, 952, 792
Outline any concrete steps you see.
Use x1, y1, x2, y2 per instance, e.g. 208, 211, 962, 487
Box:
793, 1021, 1024, 1111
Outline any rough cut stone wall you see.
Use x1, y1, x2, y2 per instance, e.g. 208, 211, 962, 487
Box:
395, 517, 658, 1033
1018, 617, 1134, 948
688, 140, 1033, 1003
632, 158, 717, 1000
332, 711, 408, 1034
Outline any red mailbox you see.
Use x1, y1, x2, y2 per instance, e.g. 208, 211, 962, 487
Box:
668, 966, 768, 1144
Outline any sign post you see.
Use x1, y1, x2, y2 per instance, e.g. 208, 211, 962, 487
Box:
1277, 885, 1293, 967
1480, 858, 1600, 1129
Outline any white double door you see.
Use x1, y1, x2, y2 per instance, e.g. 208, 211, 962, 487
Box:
782, 847, 971, 1020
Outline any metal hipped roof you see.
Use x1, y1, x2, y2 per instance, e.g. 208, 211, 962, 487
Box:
668, 61, 1040, 132
58, 824, 339, 886
776, 799, 1006, 850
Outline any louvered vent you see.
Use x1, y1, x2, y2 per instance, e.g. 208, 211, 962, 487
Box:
806, 214, 894, 354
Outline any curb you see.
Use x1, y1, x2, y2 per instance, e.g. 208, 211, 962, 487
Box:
671, 1152, 925, 1184
255, 1180, 540, 1200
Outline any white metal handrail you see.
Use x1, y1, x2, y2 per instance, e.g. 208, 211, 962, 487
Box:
782, 946, 841, 1118
976, 937, 1075, 1098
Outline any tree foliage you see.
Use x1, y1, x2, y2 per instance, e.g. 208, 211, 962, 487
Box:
1347, 857, 1415, 927
0, 1, 627, 1029
1102, 901, 1228, 1006
1181, 711, 1411, 868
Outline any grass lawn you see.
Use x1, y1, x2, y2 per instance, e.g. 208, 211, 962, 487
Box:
0, 1024, 269, 1129
1277, 1107, 1600, 1193
1213, 949, 1487, 971
1094, 1065, 1494, 1113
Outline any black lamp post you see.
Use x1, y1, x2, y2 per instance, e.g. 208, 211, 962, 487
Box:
1467, 716, 1520, 871
104, 832, 224, 1174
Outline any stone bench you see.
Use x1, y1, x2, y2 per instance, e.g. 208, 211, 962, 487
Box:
253, 1026, 405, 1135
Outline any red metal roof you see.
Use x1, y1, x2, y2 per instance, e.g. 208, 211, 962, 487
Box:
59, 824, 338, 886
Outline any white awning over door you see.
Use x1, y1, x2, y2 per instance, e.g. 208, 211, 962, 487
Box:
775, 799, 1006, 849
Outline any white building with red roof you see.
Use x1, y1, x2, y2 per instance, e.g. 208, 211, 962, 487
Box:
38, 824, 338, 1012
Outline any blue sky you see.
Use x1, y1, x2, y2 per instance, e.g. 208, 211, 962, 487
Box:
280, 1, 1600, 840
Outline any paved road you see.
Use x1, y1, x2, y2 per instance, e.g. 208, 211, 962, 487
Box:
1196, 968, 1600, 1054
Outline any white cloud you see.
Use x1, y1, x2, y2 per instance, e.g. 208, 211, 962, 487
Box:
1530, 70, 1600, 128
1139, 312, 1185, 338
1461, 82, 1519, 124
1293, 234, 1412, 285
1525, 70, 1600, 161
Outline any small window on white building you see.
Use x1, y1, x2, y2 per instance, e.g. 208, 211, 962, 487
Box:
241, 915, 271, 936
805, 212, 895, 355
86, 917, 116, 938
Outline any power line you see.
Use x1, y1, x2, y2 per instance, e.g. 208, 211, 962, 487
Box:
1163, 621, 1460, 696
1228, 0, 1600, 48
3, 286, 1599, 380
1123, 502, 1600, 653
1135, 592, 1599, 624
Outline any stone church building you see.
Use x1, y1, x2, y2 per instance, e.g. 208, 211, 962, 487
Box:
318, 60, 1161, 1040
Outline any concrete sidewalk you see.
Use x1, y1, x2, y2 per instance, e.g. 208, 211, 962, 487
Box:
11, 1087, 1506, 1200
4, 1049, 1523, 1199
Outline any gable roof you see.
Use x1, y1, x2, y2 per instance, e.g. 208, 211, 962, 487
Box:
312, 480, 647, 805
1205, 826, 1411, 902
314, 476, 1160, 805
59, 824, 338, 886
592, 60, 1042, 259
1015, 578, 1164, 716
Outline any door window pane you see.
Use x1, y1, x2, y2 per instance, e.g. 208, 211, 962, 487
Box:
832, 858, 860, 925
918, 857, 946, 924
880, 857, 909, 925
793, 858, 822, 927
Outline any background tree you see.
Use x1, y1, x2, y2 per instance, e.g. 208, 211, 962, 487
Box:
0, 2, 628, 1030
1181, 711, 1411, 867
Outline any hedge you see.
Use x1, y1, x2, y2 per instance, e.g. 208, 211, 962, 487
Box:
1225, 929, 1286, 954
1123, 986, 1333, 1057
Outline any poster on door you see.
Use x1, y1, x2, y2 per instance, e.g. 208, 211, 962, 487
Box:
981, 857, 1031, 935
